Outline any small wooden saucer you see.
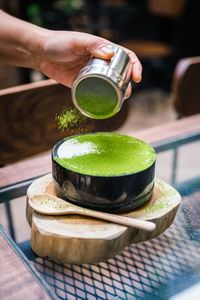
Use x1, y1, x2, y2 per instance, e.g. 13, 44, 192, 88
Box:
26, 174, 181, 264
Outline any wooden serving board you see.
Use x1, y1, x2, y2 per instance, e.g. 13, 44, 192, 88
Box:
26, 174, 181, 264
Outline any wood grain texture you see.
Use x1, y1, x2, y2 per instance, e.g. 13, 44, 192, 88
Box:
0, 231, 51, 300
172, 57, 200, 116
0, 79, 128, 165
1, 113, 200, 188
26, 174, 181, 264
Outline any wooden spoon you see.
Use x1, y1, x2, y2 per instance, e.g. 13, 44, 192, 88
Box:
29, 194, 156, 232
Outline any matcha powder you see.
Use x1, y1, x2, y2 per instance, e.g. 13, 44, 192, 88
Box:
55, 107, 88, 132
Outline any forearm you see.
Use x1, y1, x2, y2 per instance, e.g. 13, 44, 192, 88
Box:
0, 10, 48, 69
0, 10, 142, 85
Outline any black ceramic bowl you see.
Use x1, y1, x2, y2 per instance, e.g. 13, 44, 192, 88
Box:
52, 133, 156, 213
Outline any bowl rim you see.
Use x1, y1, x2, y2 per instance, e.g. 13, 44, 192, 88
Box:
52, 132, 156, 178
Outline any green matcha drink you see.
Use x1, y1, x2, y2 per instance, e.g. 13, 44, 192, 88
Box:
54, 133, 156, 177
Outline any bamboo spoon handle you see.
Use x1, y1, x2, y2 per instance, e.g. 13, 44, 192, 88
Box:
79, 209, 156, 232
29, 194, 156, 232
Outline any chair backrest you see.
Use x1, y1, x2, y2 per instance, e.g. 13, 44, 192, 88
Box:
172, 56, 200, 117
0, 79, 128, 165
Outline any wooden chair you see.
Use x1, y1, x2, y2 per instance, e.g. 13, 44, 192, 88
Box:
170, 56, 200, 185
0, 79, 129, 166
172, 56, 200, 117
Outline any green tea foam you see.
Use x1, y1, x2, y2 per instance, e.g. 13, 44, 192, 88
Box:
54, 132, 156, 176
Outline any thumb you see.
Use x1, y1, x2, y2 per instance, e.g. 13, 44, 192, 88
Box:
88, 43, 114, 60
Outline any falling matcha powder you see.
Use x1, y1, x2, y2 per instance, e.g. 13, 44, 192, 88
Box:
55, 107, 88, 132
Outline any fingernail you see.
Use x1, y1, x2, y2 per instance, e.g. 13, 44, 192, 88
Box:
134, 68, 142, 83
100, 46, 114, 55
135, 76, 142, 83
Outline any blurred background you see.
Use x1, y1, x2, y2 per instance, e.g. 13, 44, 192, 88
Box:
1, 0, 199, 90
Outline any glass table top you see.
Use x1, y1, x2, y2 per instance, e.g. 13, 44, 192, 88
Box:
1, 130, 200, 300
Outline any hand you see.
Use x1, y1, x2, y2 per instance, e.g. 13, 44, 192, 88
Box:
0, 10, 142, 88
39, 31, 142, 87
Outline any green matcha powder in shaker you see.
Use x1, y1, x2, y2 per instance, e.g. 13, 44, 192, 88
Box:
72, 45, 132, 119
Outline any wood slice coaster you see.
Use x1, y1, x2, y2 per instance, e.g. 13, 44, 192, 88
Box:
26, 174, 181, 264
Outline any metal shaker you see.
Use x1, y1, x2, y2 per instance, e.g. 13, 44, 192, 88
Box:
71, 45, 132, 119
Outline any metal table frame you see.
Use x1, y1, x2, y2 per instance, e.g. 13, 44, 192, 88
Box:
1, 129, 200, 300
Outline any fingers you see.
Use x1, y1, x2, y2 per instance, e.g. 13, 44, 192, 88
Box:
66, 32, 114, 60
90, 39, 142, 83
124, 82, 132, 100
88, 43, 114, 60
122, 47, 142, 83
90, 42, 142, 83
132, 61, 142, 83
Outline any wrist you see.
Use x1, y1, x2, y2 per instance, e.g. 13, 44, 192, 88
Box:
26, 26, 51, 70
